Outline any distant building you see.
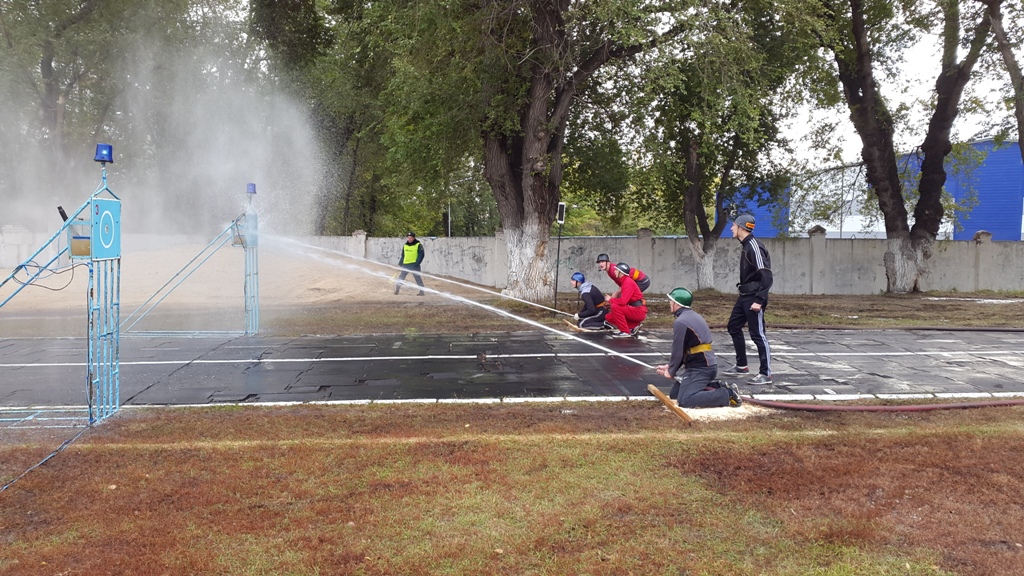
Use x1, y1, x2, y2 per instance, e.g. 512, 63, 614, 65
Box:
942, 140, 1023, 241
732, 140, 1023, 240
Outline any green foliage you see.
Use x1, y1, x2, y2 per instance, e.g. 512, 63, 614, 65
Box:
617, 0, 801, 241
250, 0, 334, 71
561, 131, 632, 230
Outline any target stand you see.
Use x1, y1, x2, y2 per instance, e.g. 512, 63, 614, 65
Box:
71, 150, 122, 424
0, 144, 121, 425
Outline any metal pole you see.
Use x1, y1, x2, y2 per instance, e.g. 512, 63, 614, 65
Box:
553, 221, 563, 312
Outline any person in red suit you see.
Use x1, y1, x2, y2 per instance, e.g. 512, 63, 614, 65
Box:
596, 253, 650, 296
604, 263, 648, 338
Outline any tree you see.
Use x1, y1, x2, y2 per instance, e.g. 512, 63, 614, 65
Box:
811, 0, 992, 292
327, 0, 690, 300
628, 0, 798, 289
0, 0, 137, 215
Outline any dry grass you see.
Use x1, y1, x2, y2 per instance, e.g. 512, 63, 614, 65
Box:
261, 290, 1024, 337
3, 403, 1024, 575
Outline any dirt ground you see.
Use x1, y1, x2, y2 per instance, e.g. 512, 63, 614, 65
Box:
3, 238, 1023, 337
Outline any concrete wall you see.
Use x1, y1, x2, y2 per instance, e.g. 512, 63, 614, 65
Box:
293, 232, 1024, 295
5, 229, 1023, 295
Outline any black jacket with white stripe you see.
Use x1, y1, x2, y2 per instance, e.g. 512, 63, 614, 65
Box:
738, 234, 773, 306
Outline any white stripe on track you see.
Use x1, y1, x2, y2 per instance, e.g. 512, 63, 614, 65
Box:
0, 348, 1020, 369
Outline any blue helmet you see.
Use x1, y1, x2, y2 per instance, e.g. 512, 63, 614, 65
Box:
570, 272, 585, 283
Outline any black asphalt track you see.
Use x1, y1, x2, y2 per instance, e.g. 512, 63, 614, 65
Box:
3, 328, 1023, 408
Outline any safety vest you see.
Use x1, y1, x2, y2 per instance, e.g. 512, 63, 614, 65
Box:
402, 243, 420, 265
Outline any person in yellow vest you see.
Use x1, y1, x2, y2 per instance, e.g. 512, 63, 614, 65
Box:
395, 231, 425, 296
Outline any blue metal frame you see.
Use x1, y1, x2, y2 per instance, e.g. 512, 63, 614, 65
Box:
120, 205, 259, 336
88, 256, 120, 423
0, 160, 121, 426
238, 207, 259, 335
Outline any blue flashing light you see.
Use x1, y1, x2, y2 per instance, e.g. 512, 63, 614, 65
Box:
246, 183, 257, 195
94, 143, 113, 164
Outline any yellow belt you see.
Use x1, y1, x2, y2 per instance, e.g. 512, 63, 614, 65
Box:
687, 343, 712, 355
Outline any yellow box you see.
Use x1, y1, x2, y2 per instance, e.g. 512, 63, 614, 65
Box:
71, 236, 91, 257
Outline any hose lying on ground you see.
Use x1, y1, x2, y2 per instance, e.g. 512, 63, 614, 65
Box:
744, 397, 1024, 412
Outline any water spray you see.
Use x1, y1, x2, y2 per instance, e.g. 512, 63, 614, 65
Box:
120, 183, 260, 336
265, 234, 574, 318
263, 235, 660, 373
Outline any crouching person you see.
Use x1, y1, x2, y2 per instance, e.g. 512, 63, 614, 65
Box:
569, 272, 608, 330
655, 288, 742, 408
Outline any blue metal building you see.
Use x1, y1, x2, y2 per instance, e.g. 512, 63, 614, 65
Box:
942, 140, 1024, 241
720, 198, 790, 239
730, 140, 1023, 240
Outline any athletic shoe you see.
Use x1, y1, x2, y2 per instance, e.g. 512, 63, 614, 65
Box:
394, 287, 400, 295
611, 331, 632, 338
629, 323, 643, 336
726, 383, 743, 407
748, 373, 773, 385
417, 292, 425, 296
724, 365, 749, 374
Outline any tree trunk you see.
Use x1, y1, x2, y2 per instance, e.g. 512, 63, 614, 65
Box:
883, 233, 932, 293
827, 0, 916, 291
686, 236, 718, 290
502, 222, 553, 301
985, 0, 1024, 165
915, 3, 991, 240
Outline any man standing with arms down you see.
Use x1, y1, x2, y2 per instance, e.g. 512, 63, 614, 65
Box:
395, 231, 425, 296
726, 214, 773, 384
655, 287, 741, 408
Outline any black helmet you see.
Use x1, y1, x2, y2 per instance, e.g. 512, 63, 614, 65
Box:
733, 214, 755, 232
596, 253, 610, 263
614, 262, 631, 275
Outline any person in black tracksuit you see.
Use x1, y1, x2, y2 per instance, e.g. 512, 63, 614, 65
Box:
655, 288, 741, 408
725, 214, 774, 385
569, 272, 608, 330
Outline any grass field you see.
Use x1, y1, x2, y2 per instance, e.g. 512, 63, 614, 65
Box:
3, 403, 1024, 575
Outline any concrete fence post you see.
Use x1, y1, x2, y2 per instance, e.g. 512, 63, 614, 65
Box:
637, 228, 654, 276
973, 230, 992, 292
495, 229, 508, 289
808, 225, 827, 294
352, 230, 368, 259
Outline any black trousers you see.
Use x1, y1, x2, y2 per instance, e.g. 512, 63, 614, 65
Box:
669, 365, 729, 408
396, 264, 424, 292
727, 295, 772, 376
578, 308, 608, 329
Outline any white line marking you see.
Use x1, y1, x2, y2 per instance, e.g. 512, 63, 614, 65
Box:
2, 348, 1020, 370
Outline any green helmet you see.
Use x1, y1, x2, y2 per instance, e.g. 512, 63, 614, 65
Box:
667, 287, 693, 307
